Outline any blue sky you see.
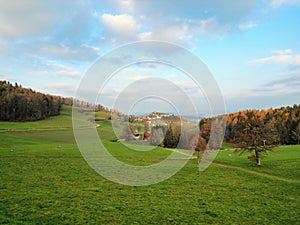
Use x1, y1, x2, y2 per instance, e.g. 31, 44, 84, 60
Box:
0, 0, 300, 115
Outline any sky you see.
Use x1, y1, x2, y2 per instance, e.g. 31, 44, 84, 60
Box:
0, 0, 300, 116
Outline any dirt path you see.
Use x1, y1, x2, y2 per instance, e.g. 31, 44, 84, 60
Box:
165, 148, 299, 184
213, 161, 300, 184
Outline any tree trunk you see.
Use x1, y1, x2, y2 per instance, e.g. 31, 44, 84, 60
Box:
255, 148, 261, 166
196, 151, 200, 164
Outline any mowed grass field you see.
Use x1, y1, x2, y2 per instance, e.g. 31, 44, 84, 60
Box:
0, 105, 299, 224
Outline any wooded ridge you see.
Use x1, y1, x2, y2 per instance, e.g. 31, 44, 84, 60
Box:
200, 104, 300, 146
0, 81, 61, 121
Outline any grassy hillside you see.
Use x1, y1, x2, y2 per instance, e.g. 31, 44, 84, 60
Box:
0, 105, 73, 130
0, 106, 299, 224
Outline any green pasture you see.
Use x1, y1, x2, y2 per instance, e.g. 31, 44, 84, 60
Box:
95, 111, 111, 121
0, 105, 299, 224
0, 106, 72, 130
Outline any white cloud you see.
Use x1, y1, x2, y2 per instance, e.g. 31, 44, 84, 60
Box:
57, 71, 81, 77
119, 0, 134, 12
28, 69, 80, 78
197, 18, 228, 37
36, 44, 99, 61
253, 55, 300, 65
28, 70, 52, 77
239, 21, 257, 30
107, 0, 257, 23
270, 0, 300, 7
139, 24, 192, 43
271, 49, 292, 55
138, 18, 226, 45
100, 14, 141, 40
0, 0, 83, 37
45, 61, 72, 71
251, 50, 300, 66
0, 1, 98, 86
0, 1, 98, 66
99, 1, 258, 45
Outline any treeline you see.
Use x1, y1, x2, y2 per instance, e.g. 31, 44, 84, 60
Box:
0, 81, 61, 121
62, 97, 110, 112
120, 104, 300, 151
200, 104, 300, 147
0, 81, 111, 122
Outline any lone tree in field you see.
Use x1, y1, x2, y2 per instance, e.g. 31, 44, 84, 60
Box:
235, 110, 279, 166
192, 135, 207, 163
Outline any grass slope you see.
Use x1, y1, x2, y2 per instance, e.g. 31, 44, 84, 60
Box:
0, 106, 73, 130
0, 105, 299, 224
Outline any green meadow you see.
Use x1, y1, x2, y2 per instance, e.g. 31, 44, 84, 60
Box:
0, 105, 299, 224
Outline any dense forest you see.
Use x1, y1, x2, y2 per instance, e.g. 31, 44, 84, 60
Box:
200, 104, 300, 146
0, 81, 110, 122
0, 81, 61, 121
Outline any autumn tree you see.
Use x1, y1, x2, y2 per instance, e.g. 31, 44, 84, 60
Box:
192, 135, 207, 163
163, 123, 180, 148
235, 111, 279, 166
